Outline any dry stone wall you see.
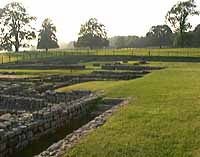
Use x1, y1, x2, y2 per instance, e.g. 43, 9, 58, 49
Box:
102, 64, 164, 71
0, 92, 100, 157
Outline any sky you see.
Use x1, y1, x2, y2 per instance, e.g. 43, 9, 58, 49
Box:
1, 0, 200, 43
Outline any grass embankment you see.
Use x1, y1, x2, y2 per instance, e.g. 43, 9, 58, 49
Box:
60, 62, 200, 157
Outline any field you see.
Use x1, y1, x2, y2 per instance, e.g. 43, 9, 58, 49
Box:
0, 49, 200, 157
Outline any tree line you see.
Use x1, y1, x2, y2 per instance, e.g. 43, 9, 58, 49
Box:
0, 0, 200, 52
110, 0, 200, 48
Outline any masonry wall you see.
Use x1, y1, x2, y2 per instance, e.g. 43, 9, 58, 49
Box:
0, 94, 100, 157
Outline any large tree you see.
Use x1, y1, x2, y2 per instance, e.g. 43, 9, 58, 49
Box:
0, 2, 36, 52
37, 18, 59, 52
166, 0, 199, 47
146, 25, 173, 48
75, 18, 109, 49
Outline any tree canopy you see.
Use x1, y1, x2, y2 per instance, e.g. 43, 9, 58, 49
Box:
0, 2, 36, 52
75, 18, 109, 49
37, 18, 59, 51
146, 25, 173, 48
166, 0, 199, 47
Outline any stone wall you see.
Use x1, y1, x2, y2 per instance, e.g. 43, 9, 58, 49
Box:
102, 64, 164, 71
0, 64, 86, 70
35, 99, 129, 157
0, 93, 100, 157
0, 90, 93, 113
0, 95, 47, 112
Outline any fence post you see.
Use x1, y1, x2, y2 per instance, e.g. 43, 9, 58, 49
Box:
9, 55, 11, 63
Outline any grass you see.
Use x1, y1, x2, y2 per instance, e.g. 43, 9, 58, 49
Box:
56, 81, 127, 93
61, 62, 200, 157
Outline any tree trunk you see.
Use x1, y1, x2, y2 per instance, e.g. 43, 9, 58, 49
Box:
180, 30, 184, 48
15, 32, 20, 52
15, 45, 19, 52
46, 48, 48, 52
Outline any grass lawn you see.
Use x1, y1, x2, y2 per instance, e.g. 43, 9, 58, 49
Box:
61, 62, 200, 157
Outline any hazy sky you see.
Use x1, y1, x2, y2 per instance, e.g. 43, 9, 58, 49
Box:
1, 0, 200, 43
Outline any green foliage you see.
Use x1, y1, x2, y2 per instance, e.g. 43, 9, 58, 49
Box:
37, 18, 59, 51
109, 36, 141, 48
75, 18, 109, 49
146, 25, 173, 48
0, 2, 36, 52
166, 0, 199, 47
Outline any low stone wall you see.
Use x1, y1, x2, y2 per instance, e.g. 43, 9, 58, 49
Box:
102, 64, 164, 71
0, 93, 101, 157
44, 90, 92, 104
43, 70, 149, 85
35, 99, 129, 157
90, 70, 149, 80
0, 90, 93, 112
0, 64, 86, 70
0, 95, 47, 112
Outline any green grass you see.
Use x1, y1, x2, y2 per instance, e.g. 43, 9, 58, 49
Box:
56, 81, 127, 93
61, 62, 200, 157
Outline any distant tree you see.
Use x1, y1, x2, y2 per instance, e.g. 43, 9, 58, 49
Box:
37, 18, 59, 52
146, 25, 173, 48
109, 36, 141, 48
190, 24, 200, 47
166, 0, 199, 47
75, 18, 109, 49
0, 2, 36, 52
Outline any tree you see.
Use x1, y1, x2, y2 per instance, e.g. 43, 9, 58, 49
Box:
75, 18, 109, 49
166, 0, 199, 47
146, 25, 173, 48
37, 18, 59, 52
190, 24, 200, 47
0, 2, 36, 52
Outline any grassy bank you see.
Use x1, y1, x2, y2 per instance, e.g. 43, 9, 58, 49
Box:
61, 62, 200, 157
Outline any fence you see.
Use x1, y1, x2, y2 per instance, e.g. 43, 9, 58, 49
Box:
1, 48, 200, 64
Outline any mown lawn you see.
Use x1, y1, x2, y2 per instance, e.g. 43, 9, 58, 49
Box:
61, 62, 200, 157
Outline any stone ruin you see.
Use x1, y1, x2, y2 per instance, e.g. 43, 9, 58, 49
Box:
0, 89, 100, 157
102, 64, 164, 71
0, 70, 104, 157
0, 63, 165, 157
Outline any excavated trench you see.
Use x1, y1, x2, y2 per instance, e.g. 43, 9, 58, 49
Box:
11, 98, 123, 157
